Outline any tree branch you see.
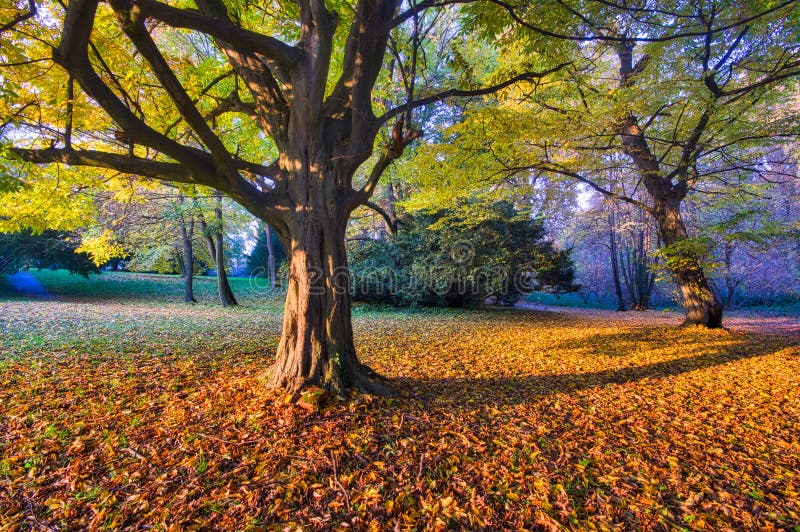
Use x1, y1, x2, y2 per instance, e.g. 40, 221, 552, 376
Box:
365, 201, 398, 234
11, 147, 195, 183
378, 63, 571, 125
133, 0, 303, 67
484, 0, 796, 44
386, 0, 474, 30
535, 164, 654, 214
110, 4, 242, 183
0, 0, 36, 35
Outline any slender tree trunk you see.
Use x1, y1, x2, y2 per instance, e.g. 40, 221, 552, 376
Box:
214, 224, 238, 306
198, 203, 237, 306
653, 196, 723, 327
265, 223, 277, 289
180, 217, 196, 303
630, 225, 652, 310
723, 241, 737, 311
608, 210, 627, 311
213, 198, 237, 306
175, 246, 185, 277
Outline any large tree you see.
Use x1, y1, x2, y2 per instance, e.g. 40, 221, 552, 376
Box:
0, 0, 566, 395
412, 0, 800, 327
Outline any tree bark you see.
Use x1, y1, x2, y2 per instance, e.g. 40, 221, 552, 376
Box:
266, 169, 393, 397
653, 196, 723, 327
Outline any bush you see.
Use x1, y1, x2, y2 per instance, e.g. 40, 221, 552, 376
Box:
348, 199, 578, 307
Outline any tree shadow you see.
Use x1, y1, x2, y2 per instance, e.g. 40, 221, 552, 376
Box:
395, 331, 797, 407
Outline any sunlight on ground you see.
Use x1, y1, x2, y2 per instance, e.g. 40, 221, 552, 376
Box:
0, 276, 798, 529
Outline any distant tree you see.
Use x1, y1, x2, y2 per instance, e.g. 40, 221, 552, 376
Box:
691, 151, 800, 309
420, 1, 800, 327
197, 193, 237, 306
246, 223, 286, 285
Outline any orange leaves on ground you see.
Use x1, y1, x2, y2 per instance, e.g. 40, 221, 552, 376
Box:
0, 300, 799, 529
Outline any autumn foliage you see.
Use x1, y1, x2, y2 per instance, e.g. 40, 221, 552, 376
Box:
1, 275, 798, 529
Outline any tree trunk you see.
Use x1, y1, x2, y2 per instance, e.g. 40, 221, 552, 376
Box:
608, 210, 627, 311
214, 223, 238, 306
265, 224, 277, 289
199, 213, 237, 307
175, 246, 185, 277
654, 197, 723, 327
723, 241, 737, 311
213, 199, 237, 306
267, 200, 393, 397
180, 217, 196, 303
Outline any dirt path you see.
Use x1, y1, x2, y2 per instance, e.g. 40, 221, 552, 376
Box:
516, 301, 800, 337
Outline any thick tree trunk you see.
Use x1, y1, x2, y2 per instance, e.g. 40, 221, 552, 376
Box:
180, 218, 196, 303
265, 224, 277, 289
256, 0, 410, 396
653, 197, 723, 327
267, 204, 393, 397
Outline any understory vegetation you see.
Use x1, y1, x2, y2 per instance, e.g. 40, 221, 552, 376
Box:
1, 272, 798, 529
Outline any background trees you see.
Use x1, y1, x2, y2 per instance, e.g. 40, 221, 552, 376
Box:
411, 0, 800, 326
0, 230, 99, 277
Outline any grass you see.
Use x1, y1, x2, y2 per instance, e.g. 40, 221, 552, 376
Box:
0, 269, 281, 304
0, 271, 799, 530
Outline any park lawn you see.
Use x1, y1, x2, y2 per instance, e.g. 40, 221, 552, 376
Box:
0, 272, 799, 530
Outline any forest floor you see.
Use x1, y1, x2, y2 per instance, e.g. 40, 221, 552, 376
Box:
1, 271, 799, 530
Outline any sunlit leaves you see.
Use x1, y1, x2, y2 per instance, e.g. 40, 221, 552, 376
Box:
0, 271, 799, 528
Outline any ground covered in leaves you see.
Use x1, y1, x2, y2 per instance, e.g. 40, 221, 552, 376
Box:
1, 272, 799, 530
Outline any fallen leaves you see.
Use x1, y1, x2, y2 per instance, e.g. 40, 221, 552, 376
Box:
0, 293, 799, 530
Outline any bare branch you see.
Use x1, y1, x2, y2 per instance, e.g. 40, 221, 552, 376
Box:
485, 0, 796, 44
378, 63, 571, 125
365, 201, 398, 234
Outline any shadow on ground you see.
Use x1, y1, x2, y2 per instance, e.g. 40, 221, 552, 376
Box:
396, 329, 797, 407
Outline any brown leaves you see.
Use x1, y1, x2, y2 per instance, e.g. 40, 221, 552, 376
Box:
1, 298, 799, 529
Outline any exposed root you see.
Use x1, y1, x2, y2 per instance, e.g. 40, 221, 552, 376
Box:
265, 363, 397, 399
359, 363, 391, 382
679, 319, 724, 329
353, 369, 397, 397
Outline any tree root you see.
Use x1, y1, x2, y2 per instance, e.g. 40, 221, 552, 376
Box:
265, 363, 397, 399
352, 369, 397, 397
